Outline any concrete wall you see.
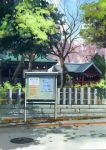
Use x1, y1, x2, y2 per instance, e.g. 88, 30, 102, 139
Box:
26, 104, 106, 117
0, 104, 106, 118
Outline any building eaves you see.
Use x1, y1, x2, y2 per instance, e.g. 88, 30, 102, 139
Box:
0, 53, 57, 63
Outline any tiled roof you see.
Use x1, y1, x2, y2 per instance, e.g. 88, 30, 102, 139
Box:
53, 62, 102, 74
0, 52, 57, 63
73, 63, 92, 73
65, 64, 80, 72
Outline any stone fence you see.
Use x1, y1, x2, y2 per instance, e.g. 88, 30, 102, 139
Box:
0, 87, 106, 119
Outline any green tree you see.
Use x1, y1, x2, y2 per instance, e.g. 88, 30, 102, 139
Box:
0, 0, 15, 19
80, 0, 106, 48
92, 53, 106, 78
0, 0, 59, 82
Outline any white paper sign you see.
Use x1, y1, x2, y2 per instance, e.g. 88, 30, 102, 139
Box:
41, 79, 53, 92
29, 78, 39, 85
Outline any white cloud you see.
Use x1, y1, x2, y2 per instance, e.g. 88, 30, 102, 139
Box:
47, 0, 60, 6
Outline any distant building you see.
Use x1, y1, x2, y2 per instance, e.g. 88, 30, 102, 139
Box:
0, 52, 57, 84
49, 62, 102, 85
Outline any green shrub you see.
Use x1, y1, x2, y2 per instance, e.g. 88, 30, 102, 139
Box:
64, 79, 106, 100
74, 84, 81, 88
12, 82, 22, 91
3, 81, 12, 90
0, 81, 23, 104
96, 79, 106, 89
64, 79, 106, 89
22, 87, 25, 93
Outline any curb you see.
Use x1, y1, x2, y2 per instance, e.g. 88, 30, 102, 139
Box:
0, 121, 106, 128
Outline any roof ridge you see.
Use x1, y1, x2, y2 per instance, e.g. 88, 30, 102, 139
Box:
65, 62, 91, 65
54, 61, 101, 74
76, 62, 94, 72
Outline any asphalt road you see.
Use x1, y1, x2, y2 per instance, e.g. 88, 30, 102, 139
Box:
0, 119, 106, 150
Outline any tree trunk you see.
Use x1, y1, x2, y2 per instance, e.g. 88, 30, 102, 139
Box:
60, 58, 65, 89
28, 59, 32, 72
28, 54, 35, 72
12, 55, 24, 84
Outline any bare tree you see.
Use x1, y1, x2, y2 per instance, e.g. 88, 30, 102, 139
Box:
49, 1, 81, 88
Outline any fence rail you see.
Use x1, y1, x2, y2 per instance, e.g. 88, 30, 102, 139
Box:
57, 88, 105, 105
0, 87, 105, 105
0, 87, 106, 120
0, 88, 24, 105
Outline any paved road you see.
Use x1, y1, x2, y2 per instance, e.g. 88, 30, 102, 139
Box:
0, 119, 106, 150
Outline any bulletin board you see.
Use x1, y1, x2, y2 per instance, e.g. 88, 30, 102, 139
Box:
24, 72, 58, 121
25, 72, 58, 100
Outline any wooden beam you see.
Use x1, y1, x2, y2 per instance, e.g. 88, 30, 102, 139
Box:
0, 61, 2, 84
81, 73, 84, 85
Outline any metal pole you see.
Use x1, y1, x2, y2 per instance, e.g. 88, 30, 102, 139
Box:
18, 88, 21, 98
24, 77, 27, 122
9, 89, 12, 104
25, 98, 26, 122
0, 60, 2, 84
54, 76, 57, 119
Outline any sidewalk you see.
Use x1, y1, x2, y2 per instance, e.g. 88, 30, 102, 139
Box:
0, 118, 106, 150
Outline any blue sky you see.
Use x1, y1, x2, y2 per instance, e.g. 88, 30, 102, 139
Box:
48, 0, 97, 14
58, 0, 96, 13
48, 0, 97, 8
48, 0, 97, 42
59, 0, 96, 6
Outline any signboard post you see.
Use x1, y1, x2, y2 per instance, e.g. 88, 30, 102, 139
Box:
25, 72, 58, 122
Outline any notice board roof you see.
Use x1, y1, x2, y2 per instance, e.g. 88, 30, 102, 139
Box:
25, 72, 58, 77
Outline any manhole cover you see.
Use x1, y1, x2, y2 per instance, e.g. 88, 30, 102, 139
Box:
10, 137, 34, 144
